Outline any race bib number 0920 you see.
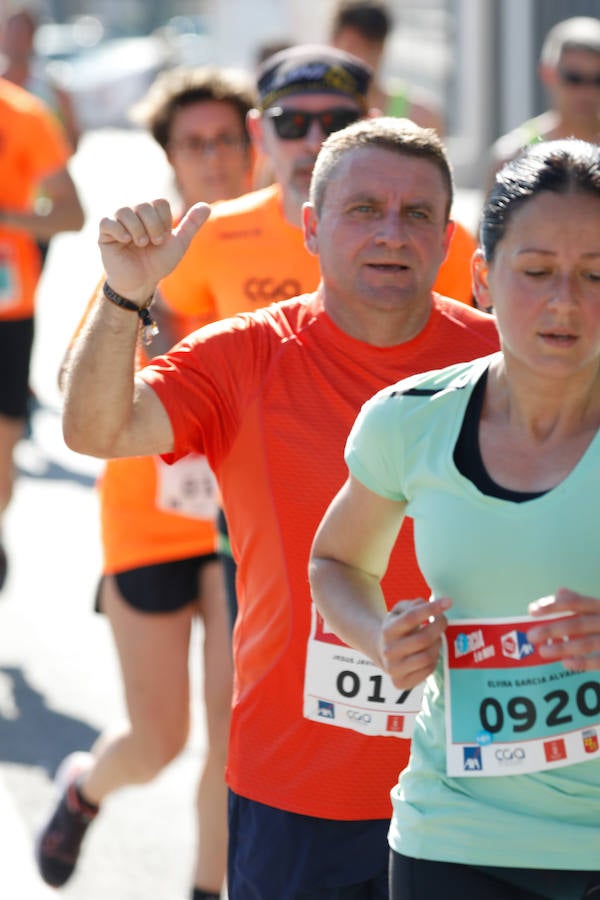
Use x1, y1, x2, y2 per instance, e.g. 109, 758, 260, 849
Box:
443, 615, 600, 776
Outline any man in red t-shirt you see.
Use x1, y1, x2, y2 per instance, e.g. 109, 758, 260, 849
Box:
158, 44, 479, 636
61, 117, 498, 898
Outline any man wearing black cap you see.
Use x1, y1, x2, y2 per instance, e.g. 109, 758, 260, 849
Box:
251, 43, 372, 218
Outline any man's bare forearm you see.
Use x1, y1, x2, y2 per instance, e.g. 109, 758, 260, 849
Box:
62, 288, 147, 458
2, 169, 85, 240
62, 198, 210, 459
2, 195, 84, 240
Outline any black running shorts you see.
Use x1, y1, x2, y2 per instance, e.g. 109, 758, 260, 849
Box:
96, 553, 219, 614
0, 318, 34, 418
390, 851, 600, 900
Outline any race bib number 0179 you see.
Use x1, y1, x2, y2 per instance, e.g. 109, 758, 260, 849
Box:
443, 615, 600, 776
303, 604, 422, 738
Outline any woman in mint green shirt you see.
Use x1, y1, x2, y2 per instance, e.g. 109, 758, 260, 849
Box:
310, 139, 600, 900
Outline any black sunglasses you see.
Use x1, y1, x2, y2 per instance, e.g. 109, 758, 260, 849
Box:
559, 68, 600, 87
264, 107, 361, 139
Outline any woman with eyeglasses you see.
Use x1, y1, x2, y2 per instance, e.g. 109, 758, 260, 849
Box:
486, 16, 600, 196
35, 67, 256, 900
135, 66, 256, 215
310, 139, 600, 899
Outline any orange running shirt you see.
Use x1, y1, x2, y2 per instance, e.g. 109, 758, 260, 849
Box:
435, 220, 477, 305
140, 293, 499, 820
73, 282, 219, 572
0, 78, 71, 319
99, 453, 220, 572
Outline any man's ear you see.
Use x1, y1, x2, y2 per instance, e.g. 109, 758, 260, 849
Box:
302, 202, 319, 255
472, 249, 493, 312
246, 108, 265, 152
442, 219, 455, 261
539, 61, 558, 93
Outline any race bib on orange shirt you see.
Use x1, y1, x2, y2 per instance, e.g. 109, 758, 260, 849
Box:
443, 615, 600, 776
155, 455, 218, 520
303, 604, 423, 737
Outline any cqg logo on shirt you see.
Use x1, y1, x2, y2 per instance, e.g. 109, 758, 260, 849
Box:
244, 277, 302, 305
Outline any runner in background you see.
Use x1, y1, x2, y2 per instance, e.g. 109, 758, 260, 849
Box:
0, 9, 84, 588
1, 1, 83, 275
35, 67, 256, 900
1, 1, 81, 151
486, 16, 600, 193
310, 138, 600, 899
326, 0, 480, 303
328, 0, 444, 134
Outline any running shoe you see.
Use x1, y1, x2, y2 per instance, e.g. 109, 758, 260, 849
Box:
35, 751, 99, 887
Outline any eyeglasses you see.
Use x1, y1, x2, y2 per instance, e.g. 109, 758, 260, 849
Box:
168, 134, 248, 156
558, 68, 600, 88
263, 107, 361, 140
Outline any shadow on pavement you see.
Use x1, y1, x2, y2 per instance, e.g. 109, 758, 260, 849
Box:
15, 399, 98, 490
0, 666, 100, 777
16, 456, 97, 490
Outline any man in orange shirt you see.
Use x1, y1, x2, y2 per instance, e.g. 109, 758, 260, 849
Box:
328, 0, 444, 134
485, 16, 600, 194
1, 3, 81, 150
0, 28, 83, 585
60, 116, 498, 899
